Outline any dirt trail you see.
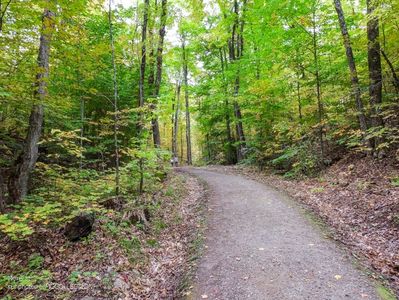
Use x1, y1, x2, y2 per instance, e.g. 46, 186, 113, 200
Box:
184, 167, 381, 300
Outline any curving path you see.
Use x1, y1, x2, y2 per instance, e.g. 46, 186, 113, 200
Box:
184, 168, 381, 300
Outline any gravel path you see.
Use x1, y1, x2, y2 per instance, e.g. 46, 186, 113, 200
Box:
184, 168, 380, 300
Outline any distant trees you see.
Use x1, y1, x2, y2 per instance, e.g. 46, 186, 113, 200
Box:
193, 0, 398, 172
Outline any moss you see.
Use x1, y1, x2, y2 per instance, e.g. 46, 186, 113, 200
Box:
376, 284, 397, 300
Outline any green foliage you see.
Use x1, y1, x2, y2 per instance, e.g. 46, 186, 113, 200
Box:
0, 270, 52, 292
391, 177, 399, 187
271, 141, 320, 178
191, 0, 399, 172
27, 253, 44, 270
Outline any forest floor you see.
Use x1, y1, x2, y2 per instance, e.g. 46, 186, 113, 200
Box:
183, 167, 387, 300
203, 154, 399, 298
0, 172, 207, 299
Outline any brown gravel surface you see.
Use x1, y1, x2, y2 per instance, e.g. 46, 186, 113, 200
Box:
184, 167, 381, 300
206, 155, 399, 296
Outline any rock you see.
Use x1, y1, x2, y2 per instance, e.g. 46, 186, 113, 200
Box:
64, 212, 95, 241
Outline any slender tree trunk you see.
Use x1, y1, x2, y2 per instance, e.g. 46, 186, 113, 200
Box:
8, 7, 54, 203
297, 77, 303, 122
147, 0, 157, 144
172, 82, 181, 166
367, 0, 384, 150
182, 35, 192, 165
230, 0, 246, 161
171, 100, 175, 153
76, 31, 85, 170
205, 133, 211, 162
381, 50, 399, 93
219, 48, 236, 164
180, 123, 184, 163
79, 93, 84, 169
151, 0, 167, 147
139, 0, 149, 108
108, 0, 120, 196
312, 7, 325, 160
0, 171, 5, 212
0, 0, 12, 32
147, 0, 157, 93
334, 0, 368, 133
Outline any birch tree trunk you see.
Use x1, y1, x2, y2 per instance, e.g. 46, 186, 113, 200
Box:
8, 7, 54, 203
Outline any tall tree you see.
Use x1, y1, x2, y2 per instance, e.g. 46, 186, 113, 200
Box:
220, 47, 236, 164
151, 0, 167, 147
230, 0, 246, 161
139, 0, 149, 108
8, 6, 55, 203
172, 81, 181, 166
367, 0, 384, 149
333, 0, 368, 133
311, 2, 325, 160
108, 0, 120, 196
182, 34, 192, 165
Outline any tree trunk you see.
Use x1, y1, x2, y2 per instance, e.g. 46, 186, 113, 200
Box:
0, 0, 12, 32
8, 7, 54, 203
0, 170, 5, 212
182, 36, 192, 165
172, 82, 181, 166
297, 77, 303, 122
151, 0, 167, 147
220, 47, 237, 164
108, 0, 120, 196
312, 7, 325, 160
367, 0, 384, 150
230, 0, 246, 161
147, 0, 157, 94
139, 0, 149, 108
381, 50, 399, 93
334, 0, 368, 133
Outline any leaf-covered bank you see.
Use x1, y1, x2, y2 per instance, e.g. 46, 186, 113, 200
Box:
0, 171, 206, 299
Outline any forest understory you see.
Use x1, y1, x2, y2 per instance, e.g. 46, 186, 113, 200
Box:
207, 154, 399, 296
0, 172, 206, 300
